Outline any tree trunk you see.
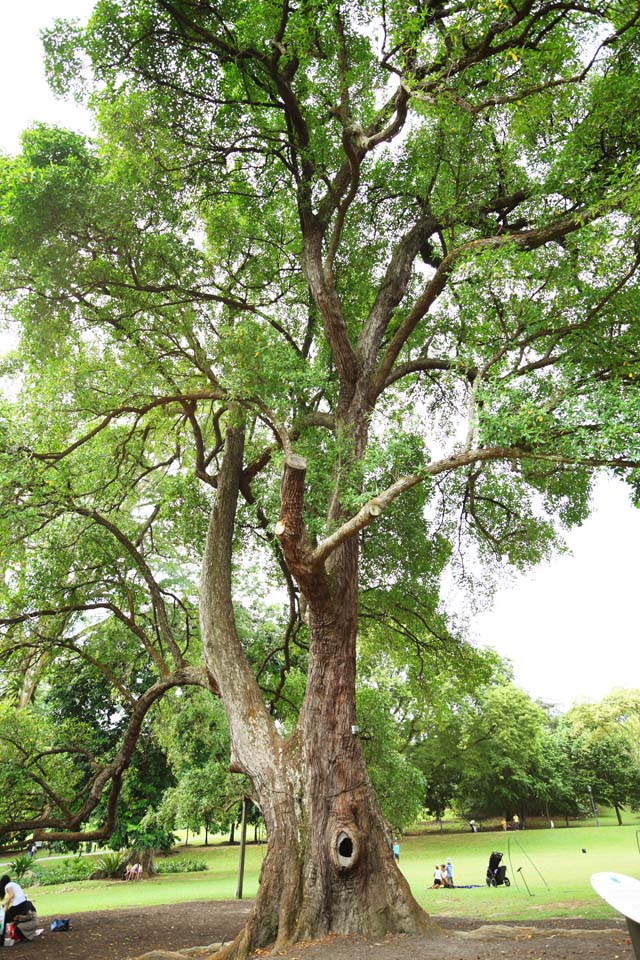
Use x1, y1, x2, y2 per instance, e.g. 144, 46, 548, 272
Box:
131, 847, 156, 876
218, 589, 432, 960
202, 425, 432, 960
222, 703, 430, 955
613, 802, 623, 825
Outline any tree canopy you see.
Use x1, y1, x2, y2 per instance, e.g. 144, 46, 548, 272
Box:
563, 689, 640, 824
2, 0, 640, 953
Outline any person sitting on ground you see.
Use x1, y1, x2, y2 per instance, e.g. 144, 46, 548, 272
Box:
125, 862, 143, 881
432, 864, 442, 888
0, 874, 38, 934
440, 863, 448, 887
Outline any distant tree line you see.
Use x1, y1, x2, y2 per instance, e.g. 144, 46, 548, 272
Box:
2, 621, 638, 853
410, 685, 640, 828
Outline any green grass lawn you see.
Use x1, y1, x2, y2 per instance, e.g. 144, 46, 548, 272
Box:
405, 821, 640, 920
26, 820, 640, 923
27, 842, 266, 917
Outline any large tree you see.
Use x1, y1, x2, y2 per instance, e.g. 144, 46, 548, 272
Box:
563, 689, 640, 825
444, 683, 550, 823
2, 0, 640, 955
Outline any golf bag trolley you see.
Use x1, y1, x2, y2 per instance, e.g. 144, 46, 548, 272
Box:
486, 851, 510, 887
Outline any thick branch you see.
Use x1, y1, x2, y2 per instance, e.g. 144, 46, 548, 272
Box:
311, 446, 640, 565
358, 217, 441, 374
302, 220, 359, 398
1, 666, 212, 842
200, 423, 280, 780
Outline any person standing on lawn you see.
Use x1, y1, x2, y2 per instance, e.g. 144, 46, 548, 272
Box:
445, 858, 454, 888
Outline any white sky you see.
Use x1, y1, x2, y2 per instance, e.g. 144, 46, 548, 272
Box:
472, 475, 640, 710
2, 2, 639, 712
0, 1, 95, 155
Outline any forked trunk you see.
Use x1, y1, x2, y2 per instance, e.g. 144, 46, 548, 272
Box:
220, 601, 432, 959
227, 781, 431, 958
202, 426, 432, 958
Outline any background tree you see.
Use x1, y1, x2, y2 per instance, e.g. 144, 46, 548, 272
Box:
454, 685, 551, 824
533, 723, 583, 824
410, 683, 550, 824
2, 1, 640, 956
563, 690, 640, 825
154, 689, 249, 844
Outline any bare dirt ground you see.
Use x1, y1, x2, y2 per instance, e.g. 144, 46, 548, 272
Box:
8, 900, 635, 960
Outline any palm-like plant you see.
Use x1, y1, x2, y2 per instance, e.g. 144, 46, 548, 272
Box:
9, 854, 33, 880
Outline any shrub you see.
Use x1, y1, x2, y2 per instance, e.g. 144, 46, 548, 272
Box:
155, 857, 207, 874
9, 854, 33, 880
30, 858, 95, 886
93, 851, 127, 878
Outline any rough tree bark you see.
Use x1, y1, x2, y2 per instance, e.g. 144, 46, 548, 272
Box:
200, 425, 433, 959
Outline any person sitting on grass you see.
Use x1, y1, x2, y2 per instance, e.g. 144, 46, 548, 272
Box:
124, 862, 143, 881
432, 865, 442, 888
0, 874, 37, 931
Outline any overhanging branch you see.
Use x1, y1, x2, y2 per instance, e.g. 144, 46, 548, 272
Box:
0, 665, 213, 842
310, 446, 640, 565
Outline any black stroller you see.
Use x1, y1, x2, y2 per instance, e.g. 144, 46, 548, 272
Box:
486, 851, 510, 887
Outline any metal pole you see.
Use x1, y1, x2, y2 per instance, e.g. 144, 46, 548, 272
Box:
517, 867, 533, 897
587, 785, 600, 827
512, 836, 550, 890
235, 796, 248, 899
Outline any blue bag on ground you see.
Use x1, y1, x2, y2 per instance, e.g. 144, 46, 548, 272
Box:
50, 918, 71, 931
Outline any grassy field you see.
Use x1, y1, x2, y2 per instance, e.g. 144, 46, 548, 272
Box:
25, 841, 265, 917
406, 820, 640, 920
24, 817, 640, 923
